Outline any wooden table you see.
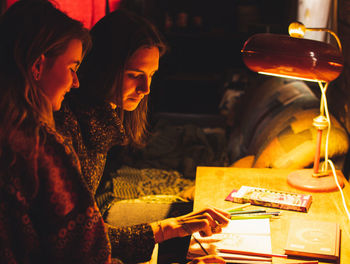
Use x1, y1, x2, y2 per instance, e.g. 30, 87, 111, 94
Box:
193, 167, 350, 264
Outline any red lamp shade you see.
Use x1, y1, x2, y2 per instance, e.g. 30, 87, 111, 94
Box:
241, 33, 344, 83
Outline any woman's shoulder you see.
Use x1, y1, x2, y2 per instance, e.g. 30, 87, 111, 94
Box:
59, 94, 126, 151
39, 122, 81, 172
0, 123, 84, 205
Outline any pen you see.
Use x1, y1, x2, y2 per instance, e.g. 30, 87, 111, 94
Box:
230, 214, 273, 220
226, 203, 251, 212
230, 209, 266, 215
182, 222, 209, 255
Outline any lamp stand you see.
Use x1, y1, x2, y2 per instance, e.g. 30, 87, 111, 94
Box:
287, 130, 345, 192
287, 82, 344, 192
287, 169, 344, 192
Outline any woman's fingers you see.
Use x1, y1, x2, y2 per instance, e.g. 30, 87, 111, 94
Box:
189, 207, 230, 227
188, 255, 226, 264
209, 207, 231, 222
179, 219, 222, 237
211, 224, 222, 234
160, 207, 231, 241
178, 207, 230, 236
182, 219, 214, 237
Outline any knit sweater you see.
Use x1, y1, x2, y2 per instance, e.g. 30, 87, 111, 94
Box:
54, 96, 155, 263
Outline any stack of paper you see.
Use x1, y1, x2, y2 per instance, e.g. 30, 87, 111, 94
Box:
187, 218, 273, 263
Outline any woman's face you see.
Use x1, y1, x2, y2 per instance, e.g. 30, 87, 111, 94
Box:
37, 39, 83, 111
122, 46, 159, 111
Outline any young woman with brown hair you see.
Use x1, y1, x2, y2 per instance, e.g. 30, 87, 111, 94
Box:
55, 8, 230, 264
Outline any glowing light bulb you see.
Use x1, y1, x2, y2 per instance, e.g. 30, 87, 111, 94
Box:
289, 22, 306, 38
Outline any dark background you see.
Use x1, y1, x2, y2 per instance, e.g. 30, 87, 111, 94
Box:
3, 0, 350, 177
135, 0, 298, 115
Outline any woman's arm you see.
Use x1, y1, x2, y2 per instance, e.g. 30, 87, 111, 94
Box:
151, 207, 231, 243
106, 222, 156, 263
105, 206, 230, 263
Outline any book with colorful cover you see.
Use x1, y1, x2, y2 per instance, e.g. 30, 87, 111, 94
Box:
225, 186, 312, 212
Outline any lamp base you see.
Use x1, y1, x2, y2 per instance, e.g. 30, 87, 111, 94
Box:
287, 169, 344, 192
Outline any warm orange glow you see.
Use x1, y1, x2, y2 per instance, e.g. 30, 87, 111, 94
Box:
288, 22, 306, 38
258, 72, 320, 82
241, 33, 344, 83
328, 61, 343, 67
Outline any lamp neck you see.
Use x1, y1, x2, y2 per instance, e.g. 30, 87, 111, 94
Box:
305, 27, 342, 52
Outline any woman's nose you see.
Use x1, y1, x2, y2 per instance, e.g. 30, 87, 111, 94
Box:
137, 78, 151, 95
72, 72, 80, 88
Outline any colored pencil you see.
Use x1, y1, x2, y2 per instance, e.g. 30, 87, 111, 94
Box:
226, 203, 251, 212
219, 248, 288, 259
230, 209, 266, 215
231, 211, 281, 217
230, 214, 273, 220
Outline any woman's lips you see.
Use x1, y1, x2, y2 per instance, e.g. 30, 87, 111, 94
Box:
127, 97, 142, 101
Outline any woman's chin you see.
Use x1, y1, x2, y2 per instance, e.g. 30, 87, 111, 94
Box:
53, 102, 62, 112
123, 103, 139, 111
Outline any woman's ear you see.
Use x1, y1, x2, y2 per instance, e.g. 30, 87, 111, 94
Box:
31, 54, 45, 81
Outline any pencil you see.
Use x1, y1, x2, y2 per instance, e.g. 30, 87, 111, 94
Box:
182, 222, 209, 255
219, 248, 288, 259
230, 214, 273, 220
230, 209, 266, 215
272, 259, 318, 264
191, 235, 209, 255
226, 203, 251, 212
230, 211, 281, 217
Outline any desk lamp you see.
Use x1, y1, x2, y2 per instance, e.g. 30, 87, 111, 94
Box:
241, 22, 344, 192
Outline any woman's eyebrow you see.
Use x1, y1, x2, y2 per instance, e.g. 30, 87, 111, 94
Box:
125, 68, 144, 73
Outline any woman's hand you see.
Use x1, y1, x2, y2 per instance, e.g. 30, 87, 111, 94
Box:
188, 255, 226, 264
152, 207, 230, 243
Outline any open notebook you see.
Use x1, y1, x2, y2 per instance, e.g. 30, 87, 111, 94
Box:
187, 219, 272, 263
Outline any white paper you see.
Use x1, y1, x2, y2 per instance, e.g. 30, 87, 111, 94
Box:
188, 219, 272, 258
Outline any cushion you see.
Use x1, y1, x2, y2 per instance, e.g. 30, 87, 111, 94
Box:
228, 77, 349, 169
105, 195, 193, 227
253, 108, 349, 168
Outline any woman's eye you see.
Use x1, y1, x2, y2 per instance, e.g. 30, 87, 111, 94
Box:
127, 73, 142, 79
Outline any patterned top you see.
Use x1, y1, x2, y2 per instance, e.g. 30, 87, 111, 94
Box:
54, 96, 156, 263
0, 123, 123, 264
55, 97, 128, 194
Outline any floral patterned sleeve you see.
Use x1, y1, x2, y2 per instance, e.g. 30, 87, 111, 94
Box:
106, 222, 156, 263
0, 125, 124, 264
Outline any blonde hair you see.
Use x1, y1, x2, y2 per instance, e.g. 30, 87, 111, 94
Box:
0, 0, 91, 196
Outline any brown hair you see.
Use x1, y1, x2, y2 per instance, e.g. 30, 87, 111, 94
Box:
76, 9, 166, 148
